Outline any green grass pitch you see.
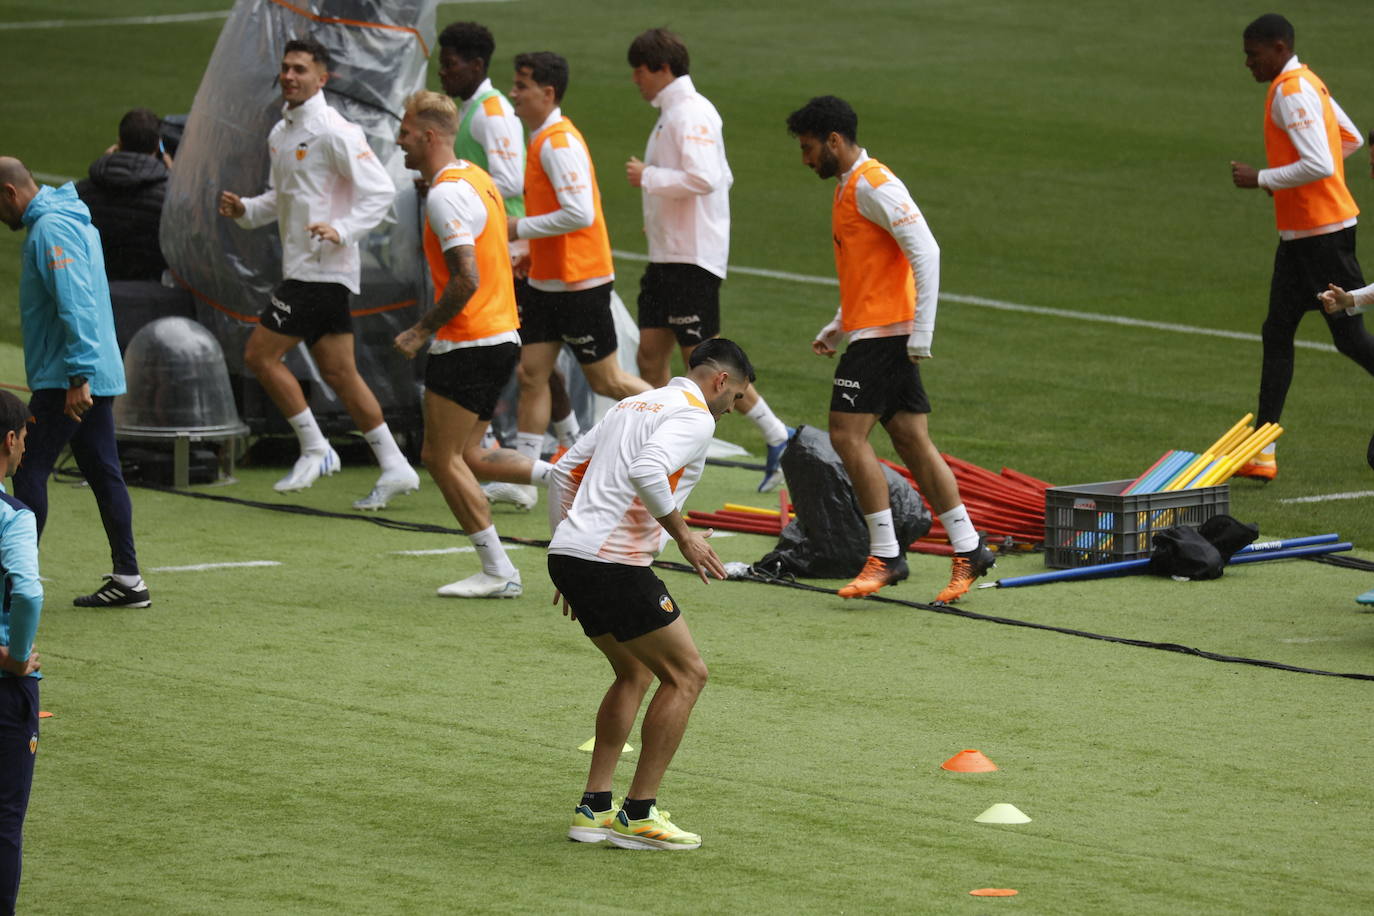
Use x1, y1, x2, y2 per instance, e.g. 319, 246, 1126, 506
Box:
1, 1, 1372, 913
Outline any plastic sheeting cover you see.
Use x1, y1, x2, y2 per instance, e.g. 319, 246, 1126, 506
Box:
160, 0, 437, 434
756, 425, 932, 578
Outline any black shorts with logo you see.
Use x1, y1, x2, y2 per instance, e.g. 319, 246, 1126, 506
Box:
518, 282, 618, 364
261, 280, 352, 346
424, 342, 520, 420
830, 335, 931, 422
637, 262, 722, 346
547, 553, 682, 642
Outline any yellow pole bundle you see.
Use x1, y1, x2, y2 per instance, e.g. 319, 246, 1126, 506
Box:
1203, 414, 1254, 458
1192, 423, 1283, 487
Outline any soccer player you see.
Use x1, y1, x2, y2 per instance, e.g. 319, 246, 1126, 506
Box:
0, 156, 150, 608
435, 22, 580, 509
507, 51, 650, 476
624, 28, 792, 491
394, 91, 555, 598
0, 387, 43, 914
785, 96, 994, 604
1229, 13, 1374, 481
548, 337, 753, 851
218, 38, 420, 510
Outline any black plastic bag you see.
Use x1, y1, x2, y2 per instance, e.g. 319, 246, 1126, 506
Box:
1148, 514, 1259, 579
754, 425, 931, 578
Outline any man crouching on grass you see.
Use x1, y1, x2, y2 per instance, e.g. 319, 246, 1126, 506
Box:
547, 337, 753, 850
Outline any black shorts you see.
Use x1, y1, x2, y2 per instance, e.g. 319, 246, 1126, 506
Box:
518, 282, 618, 364
637, 263, 722, 346
424, 343, 520, 420
831, 336, 931, 422
262, 280, 352, 345
547, 553, 681, 642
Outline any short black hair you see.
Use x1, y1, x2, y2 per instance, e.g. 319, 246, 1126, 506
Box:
513, 51, 569, 103
786, 95, 858, 144
118, 108, 162, 155
627, 28, 690, 77
438, 21, 495, 69
0, 390, 29, 438
689, 337, 756, 384
284, 37, 332, 71
1243, 13, 1295, 46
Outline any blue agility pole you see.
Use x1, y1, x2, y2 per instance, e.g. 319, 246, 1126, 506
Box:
988, 534, 1344, 589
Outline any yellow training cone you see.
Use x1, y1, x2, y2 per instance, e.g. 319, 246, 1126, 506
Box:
578, 737, 634, 753
975, 803, 1031, 824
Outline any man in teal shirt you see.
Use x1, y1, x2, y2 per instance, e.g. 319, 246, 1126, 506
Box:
0, 156, 149, 609
0, 388, 43, 915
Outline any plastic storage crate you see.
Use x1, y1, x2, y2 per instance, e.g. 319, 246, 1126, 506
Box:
1043, 480, 1230, 569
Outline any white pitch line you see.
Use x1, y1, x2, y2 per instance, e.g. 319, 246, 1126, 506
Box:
0, 11, 231, 30
149, 560, 282, 572
612, 250, 1338, 354
1278, 490, 1374, 504
391, 545, 525, 556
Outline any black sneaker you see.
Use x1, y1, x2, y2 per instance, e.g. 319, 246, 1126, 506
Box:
74, 576, 151, 608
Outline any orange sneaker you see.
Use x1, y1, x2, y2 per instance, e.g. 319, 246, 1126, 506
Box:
934, 543, 996, 604
838, 554, 909, 598
1234, 455, 1276, 481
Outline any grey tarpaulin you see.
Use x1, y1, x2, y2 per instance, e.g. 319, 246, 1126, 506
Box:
755, 425, 932, 578
160, 0, 438, 438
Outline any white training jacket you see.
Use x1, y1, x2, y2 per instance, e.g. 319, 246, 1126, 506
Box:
1258, 56, 1363, 241
814, 150, 941, 359
639, 75, 733, 279
548, 377, 715, 566
237, 91, 396, 294
456, 77, 525, 204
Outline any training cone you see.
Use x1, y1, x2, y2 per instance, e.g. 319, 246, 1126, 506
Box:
577, 737, 634, 753
975, 803, 1031, 825
38, 711, 52, 719
941, 749, 998, 772
969, 889, 1019, 897
1357, 588, 1374, 606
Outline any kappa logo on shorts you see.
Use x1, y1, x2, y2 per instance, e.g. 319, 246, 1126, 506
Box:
659, 594, 675, 613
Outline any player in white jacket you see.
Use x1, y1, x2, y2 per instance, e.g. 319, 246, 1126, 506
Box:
219, 38, 417, 509
625, 29, 792, 492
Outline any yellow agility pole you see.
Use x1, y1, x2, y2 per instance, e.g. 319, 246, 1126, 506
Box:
1194, 424, 1283, 486
1203, 414, 1254, 457
723, 503, 781, 516
1213, 424, 1255, 459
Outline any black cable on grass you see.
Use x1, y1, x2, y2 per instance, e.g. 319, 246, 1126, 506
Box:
1308, 552, 1374, 573
116, 475, 1374, 682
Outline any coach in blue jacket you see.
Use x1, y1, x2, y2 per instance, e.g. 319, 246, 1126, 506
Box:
0, 157, 149, 609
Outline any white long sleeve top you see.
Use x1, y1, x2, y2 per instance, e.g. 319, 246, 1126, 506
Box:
639, 75, 733, 279
547, 377, 715, 566
1257, 56, 1363, 241
456, 77, 524, 203
236, 91, 396, 294
815, 150, 941, 359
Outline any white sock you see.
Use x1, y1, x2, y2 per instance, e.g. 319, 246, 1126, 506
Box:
362, 422, 407, 472
1259, 443, 1276, 458
287, 408, 328, 453
515, 432, 544, 462
529, 459, 554, 488
745, 397, 788, 447
112, 573, 143, 589
552, 412, 581, 446
939, 505, 980, 553
469, 524, 516, 578
865, 509, 900, 558
480, 428, 499, 451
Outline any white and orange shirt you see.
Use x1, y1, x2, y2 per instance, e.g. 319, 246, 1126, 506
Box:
814, 150, 940, 358
454, 78, 525, 206
639, 75, 732, 279
517, 108, 614, 292
422, 161, 520, 351
1258, 56, 1362, 239
548, 377, 716, 566
236, 91, 396, 294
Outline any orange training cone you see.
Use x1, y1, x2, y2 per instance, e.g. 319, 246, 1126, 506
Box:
941, 749, 998, 772
969, 889, 1019, 897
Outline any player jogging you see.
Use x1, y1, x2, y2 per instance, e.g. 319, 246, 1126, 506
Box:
786, 95, 994, 604
548, 337, 753, 851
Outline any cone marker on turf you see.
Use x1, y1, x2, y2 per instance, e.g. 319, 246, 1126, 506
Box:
578, 737, 633, 753
969, 889, 1019, 897
941, 749, 998, 772
975, 803, 1031, 824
